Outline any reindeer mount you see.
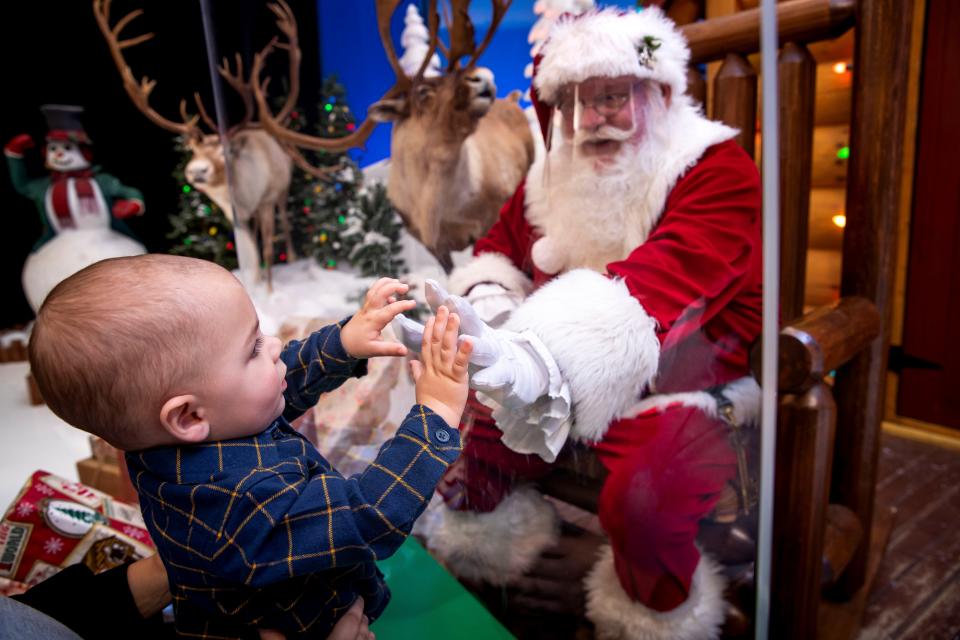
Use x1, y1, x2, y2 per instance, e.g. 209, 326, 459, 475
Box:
93, 0, 310, 286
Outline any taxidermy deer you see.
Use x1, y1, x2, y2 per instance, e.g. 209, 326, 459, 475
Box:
252, 0, 535, 272
94, 0, 302, 286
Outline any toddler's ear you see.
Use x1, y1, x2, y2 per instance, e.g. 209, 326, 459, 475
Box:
159, 395, 210, 443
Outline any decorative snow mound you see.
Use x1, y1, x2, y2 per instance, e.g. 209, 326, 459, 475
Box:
241, 259, 375, 336
22, 229, 146, 312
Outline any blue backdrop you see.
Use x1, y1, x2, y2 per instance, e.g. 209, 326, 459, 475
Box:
316, 1, 635, 167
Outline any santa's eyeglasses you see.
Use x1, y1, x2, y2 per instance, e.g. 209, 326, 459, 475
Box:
555, 85, 637, 118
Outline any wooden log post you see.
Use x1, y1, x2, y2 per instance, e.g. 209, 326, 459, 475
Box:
713, 53, 758, 158
778, 42, 817, 322
772, 383, 837, 638
830, 0, 916, 599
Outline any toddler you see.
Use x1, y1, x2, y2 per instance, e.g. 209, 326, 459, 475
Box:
29, 254, 471, 639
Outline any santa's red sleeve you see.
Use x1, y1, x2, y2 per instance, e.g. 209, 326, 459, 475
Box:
502, 141, 761, 441
447, 182, 536, 298
608, 141, 762, 347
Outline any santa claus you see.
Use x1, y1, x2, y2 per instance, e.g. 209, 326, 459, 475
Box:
396, 7, 762, 638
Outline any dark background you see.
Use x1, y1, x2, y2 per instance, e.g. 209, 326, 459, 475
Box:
0, 0, 319, 327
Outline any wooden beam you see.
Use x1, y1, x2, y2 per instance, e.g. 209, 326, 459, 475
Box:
779, 42, 818, 322
830, 0, 917, 599
683, 0, 855, 64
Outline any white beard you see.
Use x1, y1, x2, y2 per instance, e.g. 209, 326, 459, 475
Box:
524, 95, 739, 275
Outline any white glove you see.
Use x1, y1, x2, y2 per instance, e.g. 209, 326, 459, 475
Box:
393, 280, 573, 461
395, 280, 549, 408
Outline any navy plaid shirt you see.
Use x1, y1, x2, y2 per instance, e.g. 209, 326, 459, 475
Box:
127, 321, 461, 639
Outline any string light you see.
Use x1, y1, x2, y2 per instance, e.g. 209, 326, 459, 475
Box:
320, 233, 328, 242
226, 241, 234, 250
302, 206, 310, 214
324, 104, 333, 112
314, 185, 323, 194
337, 214, 346, 224
836, 146, 850, 160
279, 252, 287, 262
182, 185, 191, 194
832, 213, 846, 228
832, 62, 849, 74
346, 123, 356, 132
208, 226, 218, 236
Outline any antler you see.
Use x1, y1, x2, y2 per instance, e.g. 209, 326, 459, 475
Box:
263, 0, 301, 123
449, 0, 511, 71
218, 53, 255, 133
446, 0, 476, 70
93, 0, 202, 139
414, 0, 442, 81
466, 0, 511, 69
251, 0, 410, 154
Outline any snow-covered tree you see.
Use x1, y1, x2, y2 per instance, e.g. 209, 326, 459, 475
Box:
399, 4, 441, 78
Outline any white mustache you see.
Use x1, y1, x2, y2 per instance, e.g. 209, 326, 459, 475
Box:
574, 124, 637, 145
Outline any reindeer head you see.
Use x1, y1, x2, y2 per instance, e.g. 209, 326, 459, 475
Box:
251, 1, 512, 158
368, 66, 497, 153
182, 135, 225, 187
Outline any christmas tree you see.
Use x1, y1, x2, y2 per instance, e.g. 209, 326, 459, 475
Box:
291, 75, 407, 277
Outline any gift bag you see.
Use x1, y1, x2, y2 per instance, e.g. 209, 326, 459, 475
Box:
0, 470, 153, 587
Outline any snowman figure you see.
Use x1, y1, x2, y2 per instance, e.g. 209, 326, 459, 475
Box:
4, 105, 146, 310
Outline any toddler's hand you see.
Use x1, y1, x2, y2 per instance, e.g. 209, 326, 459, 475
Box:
411, 306, 473, 429
341, 278, 416, 359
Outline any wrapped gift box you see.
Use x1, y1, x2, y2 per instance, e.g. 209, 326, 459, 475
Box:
0, 470, 153, 587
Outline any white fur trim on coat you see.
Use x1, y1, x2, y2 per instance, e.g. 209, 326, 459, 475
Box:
446, 252, 533, 297
623, 376, 761, 427
427, 486, 559, 585
585, 546, 727, 640
535, 7, 691, 104
504, 269, 660, 443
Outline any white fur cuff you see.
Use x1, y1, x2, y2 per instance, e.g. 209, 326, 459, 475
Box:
504, 269, 660, 442
623, 376, 761, 427
446, 252, 533, 297
585, 546, 727, 640
427, 486, 559, 585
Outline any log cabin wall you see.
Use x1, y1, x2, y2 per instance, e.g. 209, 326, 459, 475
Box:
702, 0, 853, 314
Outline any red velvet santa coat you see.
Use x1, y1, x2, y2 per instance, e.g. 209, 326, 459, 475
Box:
429, 108, 763, 635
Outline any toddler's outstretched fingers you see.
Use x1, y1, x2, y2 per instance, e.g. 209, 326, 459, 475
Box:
421, 315, 436, 363
453, 338, 473, 376
441, 312, 460, 360
380, 298, 417, 322
431, 306, 449, 347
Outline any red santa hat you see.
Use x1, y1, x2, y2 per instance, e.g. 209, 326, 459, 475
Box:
533, 7, 690, 105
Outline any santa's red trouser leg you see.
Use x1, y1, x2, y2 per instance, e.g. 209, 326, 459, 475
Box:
594, 404, 738, 611
437, 394, 737, 614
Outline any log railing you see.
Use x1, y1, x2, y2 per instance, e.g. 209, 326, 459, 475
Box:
764, 297, 879, 635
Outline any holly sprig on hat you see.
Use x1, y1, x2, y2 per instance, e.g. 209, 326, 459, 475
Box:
637, 35, 662, 69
